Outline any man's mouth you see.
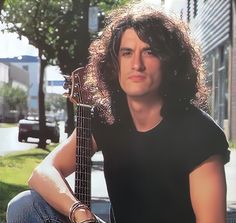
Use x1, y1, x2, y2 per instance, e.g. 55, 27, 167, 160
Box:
128, 74, 146, 81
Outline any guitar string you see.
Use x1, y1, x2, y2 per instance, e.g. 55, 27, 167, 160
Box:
78, 71, 90, 206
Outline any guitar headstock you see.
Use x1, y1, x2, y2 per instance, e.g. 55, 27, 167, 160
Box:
63, 67, 85, 105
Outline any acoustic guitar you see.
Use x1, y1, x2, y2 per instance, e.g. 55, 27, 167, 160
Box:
64, 67, 93, 207
64, 68, 115, 223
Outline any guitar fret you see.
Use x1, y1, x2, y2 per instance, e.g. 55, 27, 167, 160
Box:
74, 102, 93, 207
75, 176, 91, 179
66, 69, 94, 207
75, 170, 91, 175
76, 145, 91, 149
76, 156, 91, 161
76, 152, 91, 156
75, 187, 90, 192
77, 137, 90, 141
76, 163, 91, 168
76, 181, 91, 186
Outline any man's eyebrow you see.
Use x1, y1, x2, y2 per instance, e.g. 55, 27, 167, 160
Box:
143, 46, 153, 51
119, 46, 152, 51
119, 47, 132, 51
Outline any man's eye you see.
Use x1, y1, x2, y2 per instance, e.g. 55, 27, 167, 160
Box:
121, 51, 132, 56
144, 50, 154, 55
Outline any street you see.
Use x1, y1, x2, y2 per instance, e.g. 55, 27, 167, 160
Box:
0, 121, 67, 156
0, 125, 36, 156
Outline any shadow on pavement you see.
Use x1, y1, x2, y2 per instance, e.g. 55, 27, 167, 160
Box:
227, 201, 236, 223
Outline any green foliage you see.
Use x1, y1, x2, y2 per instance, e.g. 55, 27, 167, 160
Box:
0, 0, 4, 14
1, 0, 90, 75
229, 141, 236, 150
98, 0, 129, 12
0, 0, 129, 137
1, 0, 130, 74
45, 93, 66, 112
0, 83, 27, 111
0, 147, 53, 222
0, 123, 17, 128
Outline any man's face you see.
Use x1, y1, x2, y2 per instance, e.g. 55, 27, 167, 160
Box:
118, 28, 162, 100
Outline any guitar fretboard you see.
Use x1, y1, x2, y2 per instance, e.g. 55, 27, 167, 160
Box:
75, 104, 93, 208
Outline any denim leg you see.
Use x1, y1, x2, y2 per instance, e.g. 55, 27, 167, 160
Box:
7, 190, 70, 223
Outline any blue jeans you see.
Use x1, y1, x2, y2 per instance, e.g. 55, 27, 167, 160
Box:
7, 190, 106, 223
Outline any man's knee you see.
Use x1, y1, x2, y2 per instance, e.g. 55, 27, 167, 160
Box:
7, 190, 43, 222
8, 190, 33, 214
7, 190, 69, 223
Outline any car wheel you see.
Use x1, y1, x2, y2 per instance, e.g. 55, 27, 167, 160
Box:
18, 135, 23, 142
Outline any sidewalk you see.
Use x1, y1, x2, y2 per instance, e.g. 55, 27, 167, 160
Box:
225, 150, 236, 211
67, 150, 236, 222
66, 152, 110, 221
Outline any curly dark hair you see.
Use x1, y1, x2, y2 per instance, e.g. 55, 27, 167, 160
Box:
84, 1, 207, 124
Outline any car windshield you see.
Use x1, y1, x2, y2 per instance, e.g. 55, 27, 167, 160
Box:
46, 116, 56, 123
25, 115, 56, 123
26, 116, 39, 121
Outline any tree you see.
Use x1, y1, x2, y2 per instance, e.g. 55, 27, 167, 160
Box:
1, 0, 86, 148
0, 83, 27, 115
0, 0, 4, 14
45, 93, 67, 112
1, 1, 60, 148
0, 0, 127, 148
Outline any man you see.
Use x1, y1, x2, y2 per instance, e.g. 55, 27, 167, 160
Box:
7, 1, 230, 223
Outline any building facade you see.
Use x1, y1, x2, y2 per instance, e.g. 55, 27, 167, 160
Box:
179, 0, 235, 142
0, 62, 29, 121
0, 55, 40, 113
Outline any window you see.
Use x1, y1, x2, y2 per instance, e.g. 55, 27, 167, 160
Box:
180, 9, 183, 20
193, 0, 198, 17
187, 0, 191, 22
219, 45, 225, 66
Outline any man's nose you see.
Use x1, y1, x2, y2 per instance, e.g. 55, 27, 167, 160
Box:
131, 53, 145, 71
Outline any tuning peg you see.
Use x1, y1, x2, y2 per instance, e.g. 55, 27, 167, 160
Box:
63, 81, 71, 90
63, 74, 71, 80
63, 75, 72, 90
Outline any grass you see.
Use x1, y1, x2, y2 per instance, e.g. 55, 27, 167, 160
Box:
229, 141, 236, 150
0, 146, 54, 223
0, 123, 18, 128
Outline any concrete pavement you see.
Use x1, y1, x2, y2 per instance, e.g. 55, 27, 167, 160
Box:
0, 126, 37, 156
0, 121, 67, 156
66, 152, 110, 221
226, 150, 236, 212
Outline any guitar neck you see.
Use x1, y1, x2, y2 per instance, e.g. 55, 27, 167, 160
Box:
75, 104, 93, 207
